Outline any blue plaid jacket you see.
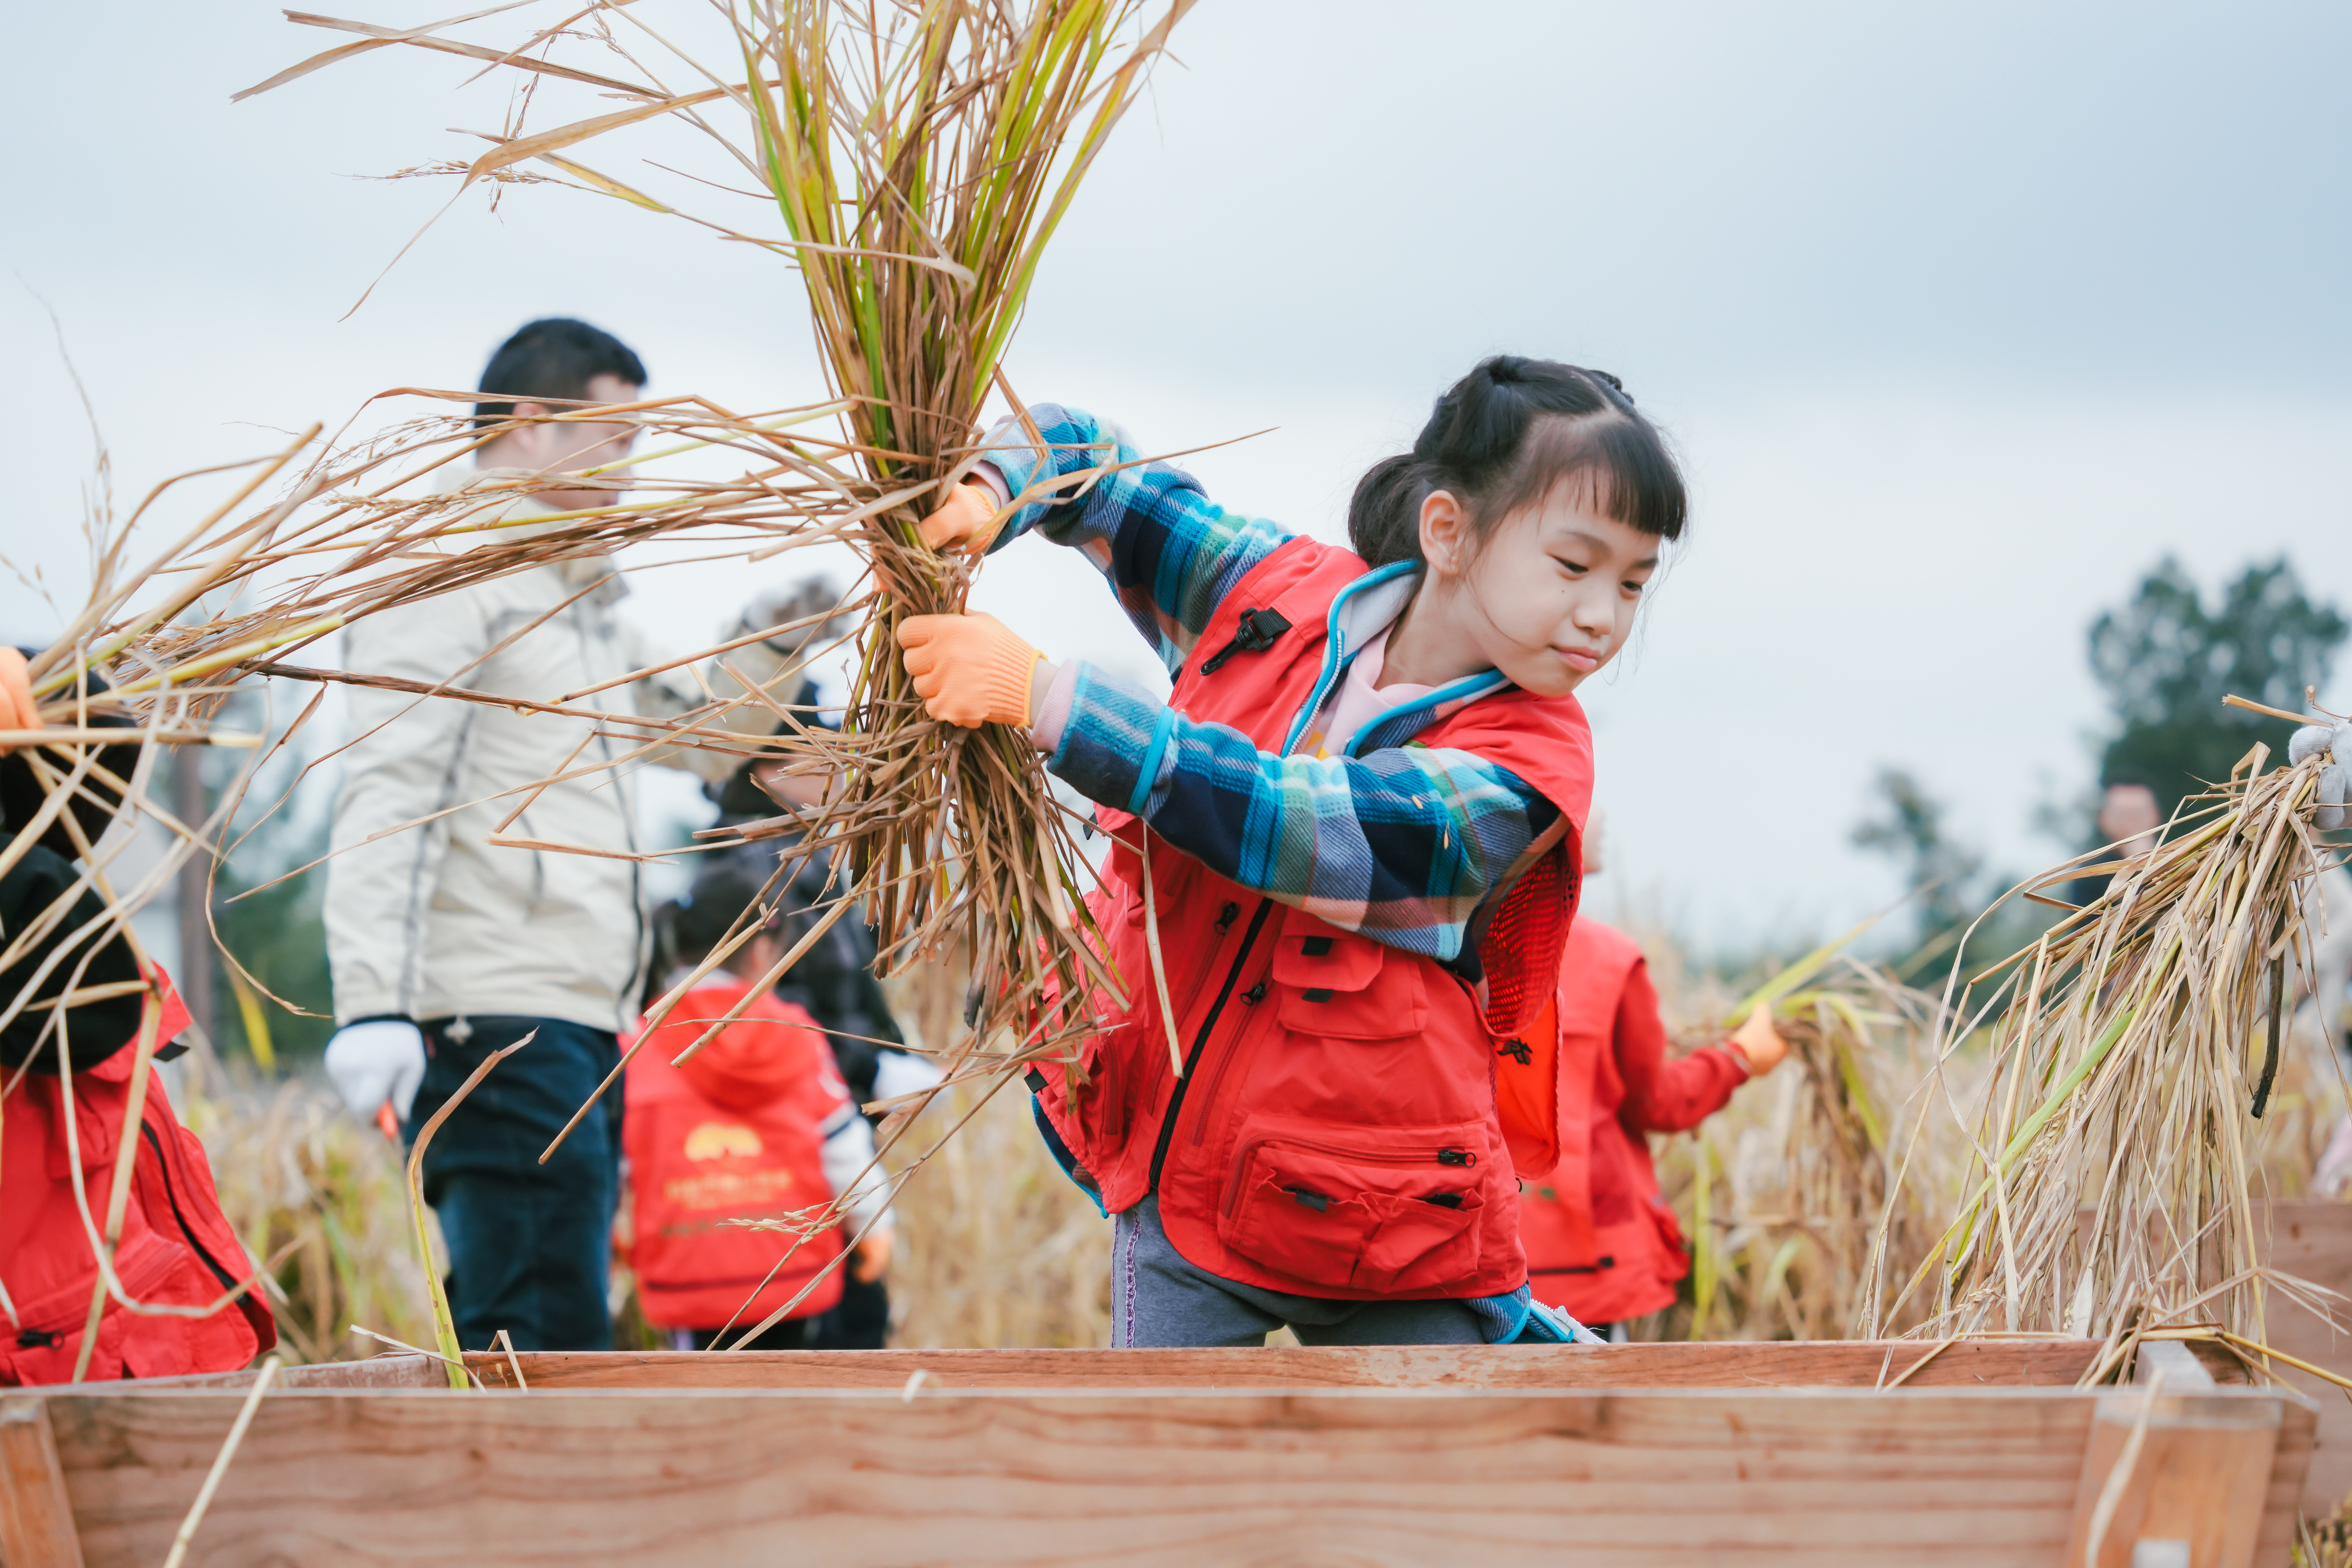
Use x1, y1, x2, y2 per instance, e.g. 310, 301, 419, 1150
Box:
981, 407, 1564, 965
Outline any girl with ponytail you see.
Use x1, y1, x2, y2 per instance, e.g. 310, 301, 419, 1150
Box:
895, 356, 1688, 1346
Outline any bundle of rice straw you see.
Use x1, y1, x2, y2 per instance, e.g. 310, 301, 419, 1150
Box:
249, 0, 1190, 1082
1650, 931, 1956, 1342
230, 1, 1199, 1341
1878, 713, 2342, 1343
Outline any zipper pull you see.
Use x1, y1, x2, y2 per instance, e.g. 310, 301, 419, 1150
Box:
1437, 1147, 1477, 1167
1240, 979, 1268, 1005
1213, 902, 1240, 934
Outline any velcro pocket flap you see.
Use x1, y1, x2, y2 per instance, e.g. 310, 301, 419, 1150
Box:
1271, 909, 1424, 1039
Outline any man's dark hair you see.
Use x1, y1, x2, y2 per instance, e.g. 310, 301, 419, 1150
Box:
474, 318, 647, 430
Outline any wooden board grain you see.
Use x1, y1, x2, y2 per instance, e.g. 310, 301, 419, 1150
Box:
128, 1339, 2106, 1396
36, 1384, 2308, 1568
408, 1338, 2105, 1393
2261, 1393, 2322, 1568
2063, 1390, 2282, 1568
0, 1395, 85, 1568
2258, 1201, 2352, 1517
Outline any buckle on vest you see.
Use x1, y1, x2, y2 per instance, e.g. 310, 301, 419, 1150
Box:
1199, 608, 1293, 675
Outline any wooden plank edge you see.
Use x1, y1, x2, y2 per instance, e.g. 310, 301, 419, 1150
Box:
0, 1395, 87, 1568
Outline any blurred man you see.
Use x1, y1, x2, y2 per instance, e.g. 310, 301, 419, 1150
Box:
2069, 779, 2163, 906
323, 319, 689, 1352
2097, 780, 2163, 857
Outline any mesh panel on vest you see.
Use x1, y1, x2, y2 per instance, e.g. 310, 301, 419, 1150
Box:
1477, 839, 1577, 1037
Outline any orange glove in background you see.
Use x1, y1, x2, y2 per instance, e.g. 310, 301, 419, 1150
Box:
896, 612, 1044, 729
919, 480, 999, 553
0, 648, 37, 750
1728, 1000, 1790, 1075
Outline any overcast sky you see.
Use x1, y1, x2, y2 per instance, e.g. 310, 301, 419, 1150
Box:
5, 1, 2347, 949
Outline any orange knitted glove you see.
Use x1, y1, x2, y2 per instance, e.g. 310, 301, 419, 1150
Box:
0, 648, 36, 752
896, 612, 1043, 729
919, 480, 1000, 553
1729, 1000, 1789, 1075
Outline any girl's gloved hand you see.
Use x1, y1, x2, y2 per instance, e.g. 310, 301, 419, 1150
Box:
918, 480, 999, 553
1729, 1001, 1790, 1076
895, 612, 1045, 729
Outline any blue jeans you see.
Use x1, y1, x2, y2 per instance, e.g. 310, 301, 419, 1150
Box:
1110, 1196, 1488, 1347
406, 1015, 621, 1352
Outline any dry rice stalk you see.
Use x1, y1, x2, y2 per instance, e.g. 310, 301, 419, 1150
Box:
885, 1075, 1112, 1348
0, 387, 1068, 1349
1885, 734, 2339, 1342
1648, 944, 1958, 1342
2300, 1501, 2352, 1568
870, 938, 1111, 1346
241, 2, 1198, 1176
181, 1076, 439, 1365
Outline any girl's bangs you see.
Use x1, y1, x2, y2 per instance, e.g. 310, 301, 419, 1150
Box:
1495, 414, 1688, 541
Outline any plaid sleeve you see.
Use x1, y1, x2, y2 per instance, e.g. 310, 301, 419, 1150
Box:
980, 405, 1296, 675
1046, 663, 1559, 963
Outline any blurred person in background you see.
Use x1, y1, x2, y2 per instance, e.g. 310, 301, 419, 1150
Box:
2067, 779, 2163, 908
0, 648, 276, 1381
661, 575, 939, 1347
624, 860, 893, 1349
1516, 814, 1789, 1338
322, 319, 696, 1352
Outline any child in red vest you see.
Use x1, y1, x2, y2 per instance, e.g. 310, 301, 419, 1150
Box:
1517, 825, 1788, 1335
896, 358, 1684, 1346
623, 864, 893, 1349
2, 646, 275, 1382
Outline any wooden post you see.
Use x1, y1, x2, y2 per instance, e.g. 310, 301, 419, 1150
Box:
2062, 1383, 2280, 1568
0, 1396, 86, 1568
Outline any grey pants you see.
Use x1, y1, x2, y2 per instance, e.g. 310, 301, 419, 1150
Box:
1111, 1196, 1487, 1348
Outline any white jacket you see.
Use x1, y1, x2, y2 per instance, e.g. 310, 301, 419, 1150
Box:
325, 475, 690, 1034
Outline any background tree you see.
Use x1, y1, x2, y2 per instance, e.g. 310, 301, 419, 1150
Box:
1852, 767, 1982, 946
2089, 557, 2346, 820
196, 681, 338, 1069
1850, 766, 2049, 978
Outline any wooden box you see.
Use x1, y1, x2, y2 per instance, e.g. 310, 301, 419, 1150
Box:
0, 1338, 2314, 1567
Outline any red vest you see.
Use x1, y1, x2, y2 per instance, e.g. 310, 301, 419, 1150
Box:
1, 971, 276, 1385
622, 984, 846, 1328
1037, 538, 1592, 1300
1517, 920, 1703, 1324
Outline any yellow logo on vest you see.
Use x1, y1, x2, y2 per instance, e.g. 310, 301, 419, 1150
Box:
683, 1122, 763, 1161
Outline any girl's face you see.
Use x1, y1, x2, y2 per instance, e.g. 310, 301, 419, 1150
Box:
1406, 481, 1661, 697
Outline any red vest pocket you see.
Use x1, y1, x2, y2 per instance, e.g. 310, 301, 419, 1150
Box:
1216, 1123, 1486, 1294
1270, 918, 1428, 1041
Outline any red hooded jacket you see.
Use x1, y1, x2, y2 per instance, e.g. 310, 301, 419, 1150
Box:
622, 982, 847, 1328
1, 971, 276, 1385
1517, 919, 1750, 1324
1036, 538, 1592, 1301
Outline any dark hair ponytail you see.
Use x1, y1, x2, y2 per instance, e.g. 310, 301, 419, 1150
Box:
1347, 355, 1685, 568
